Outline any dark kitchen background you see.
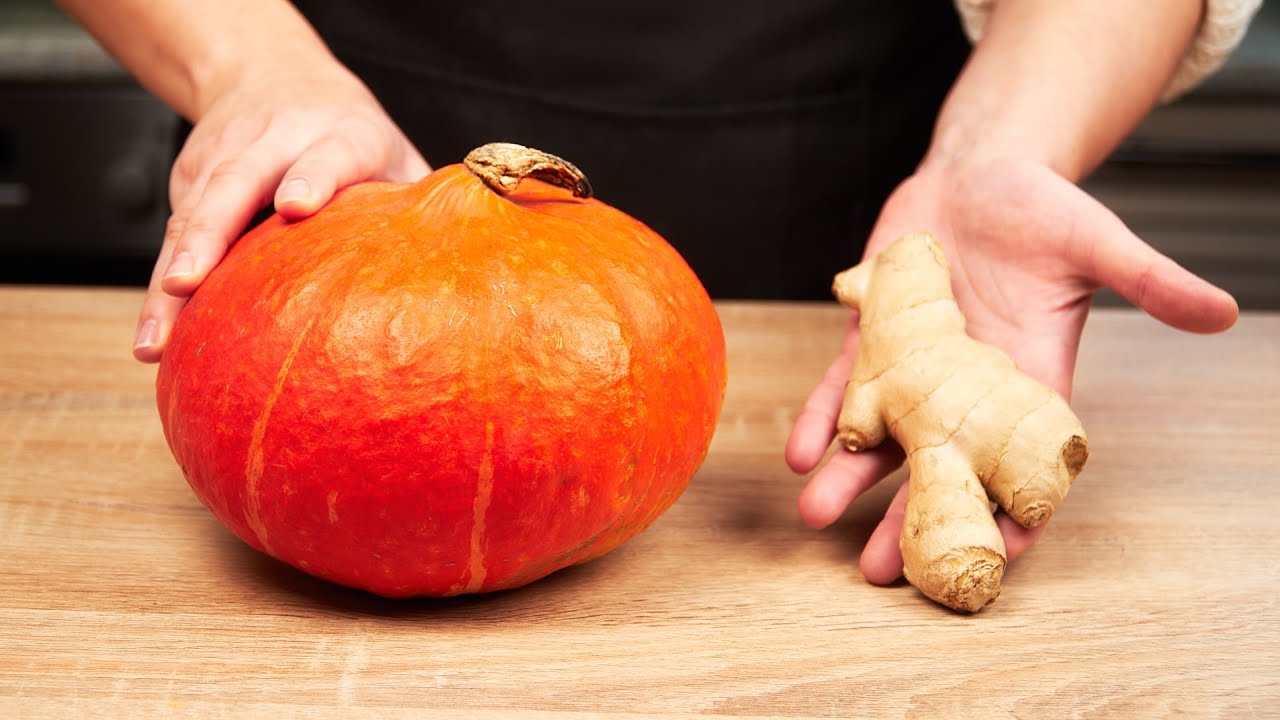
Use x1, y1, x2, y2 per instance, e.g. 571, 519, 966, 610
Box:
2, 1, 1278, 307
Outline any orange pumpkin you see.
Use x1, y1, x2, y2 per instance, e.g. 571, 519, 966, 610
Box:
156, 144, 727, 597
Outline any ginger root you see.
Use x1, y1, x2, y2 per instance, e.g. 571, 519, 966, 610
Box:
832, 232, 1088, 612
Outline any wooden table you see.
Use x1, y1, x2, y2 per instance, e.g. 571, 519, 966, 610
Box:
2, 286, 1277, 719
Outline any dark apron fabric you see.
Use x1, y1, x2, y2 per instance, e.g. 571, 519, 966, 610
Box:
287, 0, 969, 299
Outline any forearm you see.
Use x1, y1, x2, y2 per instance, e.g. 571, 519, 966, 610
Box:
54, 0, 334, 120
927, 0, 1203, 182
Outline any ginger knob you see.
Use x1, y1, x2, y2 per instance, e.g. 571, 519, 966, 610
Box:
832, 232, 1088, 612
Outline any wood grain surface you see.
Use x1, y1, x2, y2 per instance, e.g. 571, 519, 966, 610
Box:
1, 286, 1277, 719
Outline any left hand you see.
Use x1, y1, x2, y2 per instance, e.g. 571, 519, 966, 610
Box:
784, 155, 1238, 585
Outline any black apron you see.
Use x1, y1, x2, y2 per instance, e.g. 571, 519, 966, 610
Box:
289, 0, 969, 300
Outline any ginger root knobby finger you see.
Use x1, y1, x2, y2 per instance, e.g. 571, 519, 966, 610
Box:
832, 232, 1088, 612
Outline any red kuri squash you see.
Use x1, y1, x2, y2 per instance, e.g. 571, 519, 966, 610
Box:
156, 143, 727, 597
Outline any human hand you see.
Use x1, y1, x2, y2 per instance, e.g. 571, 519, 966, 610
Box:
785, 156, 1238, 585
132, 60, 429, 361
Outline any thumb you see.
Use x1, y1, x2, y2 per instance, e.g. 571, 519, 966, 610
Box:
1070, 196, 1239, 334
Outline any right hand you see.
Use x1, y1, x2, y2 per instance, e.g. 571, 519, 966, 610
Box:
133, 59, 430, 361
785, 154, 1238, 585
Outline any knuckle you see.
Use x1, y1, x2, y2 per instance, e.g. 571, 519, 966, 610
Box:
207, 159, 254, 186
299, 133, 368, 183
163, 214, 188, 247
171, 151, 200, 187
325, 131, 367, 165
1131, 263, 1157, 306
261, 105, 301, 130
340, 116, 390, 165
179, 217, 221, 248
218, 113, 270, 150
169, 155, 200, 207
142, 283, 172, 310
166, 210, 222, 254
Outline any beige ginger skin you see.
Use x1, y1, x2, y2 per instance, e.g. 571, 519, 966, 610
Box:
832, 233, 1088, 612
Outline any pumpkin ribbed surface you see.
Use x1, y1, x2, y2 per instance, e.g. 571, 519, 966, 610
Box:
156, 146, 726, 597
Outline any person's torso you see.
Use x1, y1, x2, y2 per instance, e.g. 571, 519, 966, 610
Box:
291, 0, 968, 299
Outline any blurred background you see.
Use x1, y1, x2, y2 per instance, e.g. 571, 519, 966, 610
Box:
1, 1, 1277, 308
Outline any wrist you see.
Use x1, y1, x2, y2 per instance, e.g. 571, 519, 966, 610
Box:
920, 0, 1204, 186
919, 110, 1081, 184
191, 23, 337, 119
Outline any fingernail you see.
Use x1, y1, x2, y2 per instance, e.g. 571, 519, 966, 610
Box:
164, 251, 194, 280
279, 177, 311, 203
134, 318, 159, 350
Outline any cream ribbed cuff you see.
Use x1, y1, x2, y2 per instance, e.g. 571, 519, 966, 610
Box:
953, 0, 1263, 102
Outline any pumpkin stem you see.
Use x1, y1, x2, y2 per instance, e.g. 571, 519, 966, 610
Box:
463, 143, 593, 199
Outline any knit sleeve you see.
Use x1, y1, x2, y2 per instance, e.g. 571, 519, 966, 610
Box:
952, 0, 1263, 102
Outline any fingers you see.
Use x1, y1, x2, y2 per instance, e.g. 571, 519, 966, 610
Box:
859, 481, 909, 585
275, 119, 386, 218
138, 118, 427, 361
856, 483, 1054, 588
273, 135, 365, 219
275, 120, 432, 220
785, 315, 861, 473
139, 122, 298, 359
796, 445, 904, 529
133, 240, 185, 363
1068, 190, 1239, 334
133, 289, 187, 363
160, 143, 292, 297
785, 353, 854, 473
995, 510, 1050, 562
1101, 240, 1237, 333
